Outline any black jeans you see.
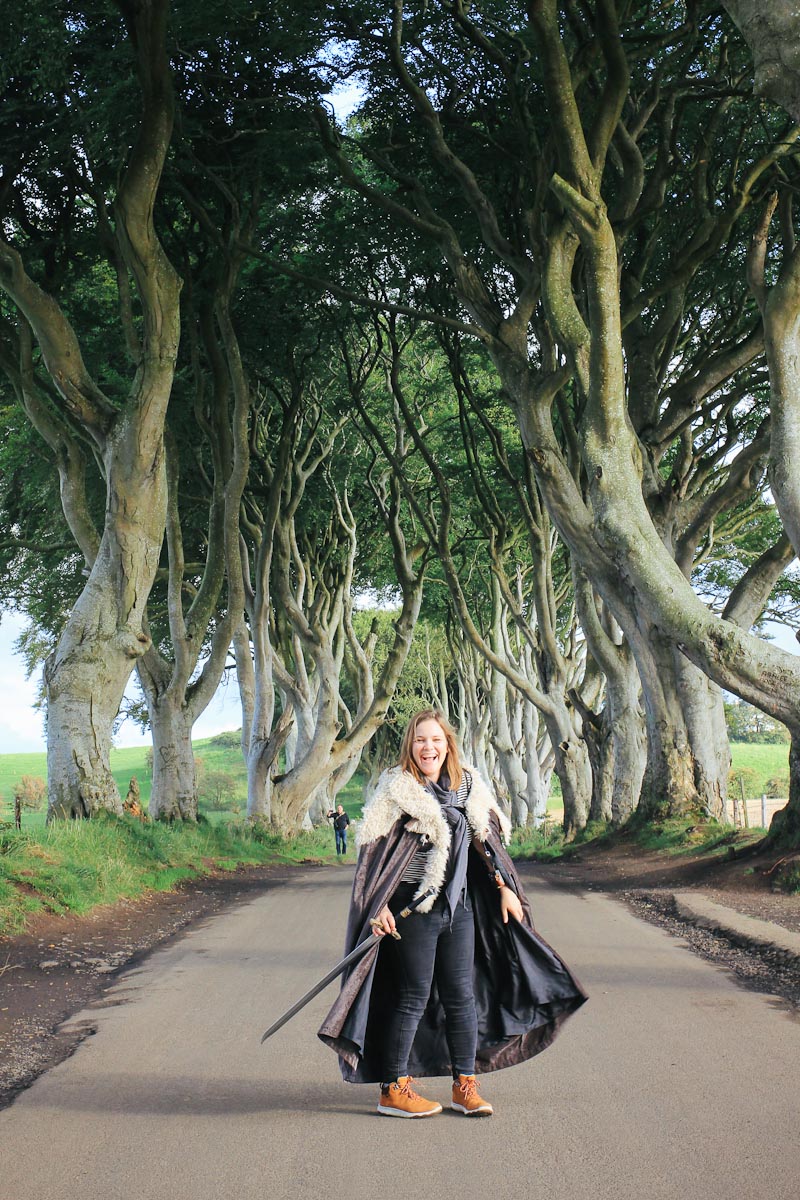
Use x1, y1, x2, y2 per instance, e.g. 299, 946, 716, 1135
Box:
382, 882, 478, 1082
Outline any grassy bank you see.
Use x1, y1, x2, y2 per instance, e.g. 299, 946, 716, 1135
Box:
508, 812, 800, 885
0, 814, 353, 938
511, 816, 800, 894
0, 731, 367, 936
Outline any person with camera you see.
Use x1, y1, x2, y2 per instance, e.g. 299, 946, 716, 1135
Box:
327, 803, 351, 856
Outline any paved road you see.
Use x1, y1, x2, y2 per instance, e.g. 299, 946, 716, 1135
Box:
1, 868, 797, 1200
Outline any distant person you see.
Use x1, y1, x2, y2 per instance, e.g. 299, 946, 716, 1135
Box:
319, 708, 587, 1118
327, 804, 350, 856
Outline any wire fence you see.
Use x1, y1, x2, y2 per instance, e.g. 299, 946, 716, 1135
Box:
729, 794, 787, 830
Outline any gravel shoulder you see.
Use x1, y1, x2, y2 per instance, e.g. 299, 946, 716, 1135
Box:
532, 834, 800, 1012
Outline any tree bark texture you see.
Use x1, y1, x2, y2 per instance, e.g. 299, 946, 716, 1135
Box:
233, 618, 256, 757
723, 2, 800, 123
573, 570, 646, 824
148, 696, 198, 821
521, 697, 552, 827
759, 241, 800, 563
674, 656, 730, 822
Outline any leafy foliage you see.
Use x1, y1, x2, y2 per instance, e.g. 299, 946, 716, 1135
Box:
724, 699, 790, 744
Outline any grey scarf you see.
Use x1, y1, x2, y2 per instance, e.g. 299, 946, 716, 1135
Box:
425, 772, 470, 925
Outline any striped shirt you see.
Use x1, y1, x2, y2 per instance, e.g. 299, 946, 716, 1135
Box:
400, 770, 472, 884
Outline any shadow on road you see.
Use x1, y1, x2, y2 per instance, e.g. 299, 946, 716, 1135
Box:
22, 1072, 368, 1117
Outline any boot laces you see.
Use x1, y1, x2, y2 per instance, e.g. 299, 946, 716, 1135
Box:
459, 1075, 478, 1099
397, 1076, 419, 1099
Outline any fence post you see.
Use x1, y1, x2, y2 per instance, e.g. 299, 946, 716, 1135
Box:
761, 794, 767, 828
739, 776, 750, 829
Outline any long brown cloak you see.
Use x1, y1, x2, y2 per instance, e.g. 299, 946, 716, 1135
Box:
318, 808, 587, 1083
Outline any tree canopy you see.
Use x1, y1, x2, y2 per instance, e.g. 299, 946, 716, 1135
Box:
1, 1, 799, 844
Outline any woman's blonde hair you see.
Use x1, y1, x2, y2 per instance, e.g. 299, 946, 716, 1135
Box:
399, 708, 463, 790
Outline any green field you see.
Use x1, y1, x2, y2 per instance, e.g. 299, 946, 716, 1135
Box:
726, 741, 790, 797
0, 746, 155, 821
0, 731, 367, 833
0, 734, 247, 828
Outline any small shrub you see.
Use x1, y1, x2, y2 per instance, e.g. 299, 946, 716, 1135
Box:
209, 730, 243, 749
764, 773, 790, 798
728, 766, 758, 799
13, 775, 46, 811
509, 822, 566, 861
199, 769, 239, 811
774, 861, 800, 895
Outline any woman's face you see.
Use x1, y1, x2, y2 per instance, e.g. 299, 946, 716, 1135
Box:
411, 718, 448, 782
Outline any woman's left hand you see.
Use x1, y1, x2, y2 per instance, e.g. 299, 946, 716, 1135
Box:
500, 886, 524, 925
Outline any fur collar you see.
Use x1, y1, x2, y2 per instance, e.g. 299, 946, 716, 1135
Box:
357, 765, 511, 913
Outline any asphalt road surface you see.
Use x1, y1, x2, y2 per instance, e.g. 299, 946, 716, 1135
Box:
1, 867, 797, 1200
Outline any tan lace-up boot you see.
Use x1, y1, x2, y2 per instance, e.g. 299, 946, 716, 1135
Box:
451, 1073, 493, 1116
377, 1076, 443, 1118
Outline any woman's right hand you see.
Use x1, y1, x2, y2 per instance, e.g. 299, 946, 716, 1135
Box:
371, 905, 397, 937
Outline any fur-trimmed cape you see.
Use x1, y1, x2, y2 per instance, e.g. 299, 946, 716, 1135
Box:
356, 764, 511, 912
318, 766, 587, 1083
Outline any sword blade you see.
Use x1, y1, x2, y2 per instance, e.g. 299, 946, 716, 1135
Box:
260, 935, 377, 1044
260, 888, 433, 1044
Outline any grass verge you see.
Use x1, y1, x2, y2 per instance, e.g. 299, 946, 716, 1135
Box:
508, 815, 766, 865
0, 814, 348, 938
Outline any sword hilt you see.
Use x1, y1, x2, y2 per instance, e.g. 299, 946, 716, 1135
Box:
369, 918, 401, 939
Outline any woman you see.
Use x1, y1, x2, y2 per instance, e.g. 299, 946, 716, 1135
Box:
318, 709, 587, 1118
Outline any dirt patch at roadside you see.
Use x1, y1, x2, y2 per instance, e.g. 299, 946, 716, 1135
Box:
533, 828, 800, 933
0, 862, 317, 1110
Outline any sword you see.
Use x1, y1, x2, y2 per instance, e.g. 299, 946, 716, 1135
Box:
260, 888, 434, 1044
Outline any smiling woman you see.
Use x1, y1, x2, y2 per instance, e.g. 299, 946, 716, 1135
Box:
403, 712, 461, 787
318, 706, 587, 1118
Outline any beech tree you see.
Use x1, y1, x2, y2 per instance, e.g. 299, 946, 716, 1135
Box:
0, 1, 181, 818
313, 1, 800, 841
